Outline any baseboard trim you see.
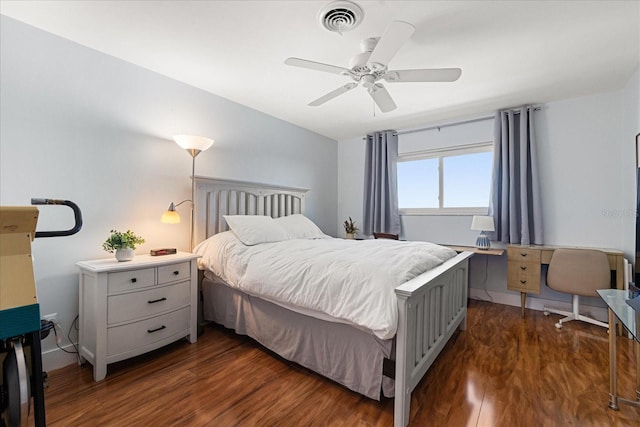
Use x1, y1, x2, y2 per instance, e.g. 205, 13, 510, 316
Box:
42, 343, 79, 373
469, 288, 608, 323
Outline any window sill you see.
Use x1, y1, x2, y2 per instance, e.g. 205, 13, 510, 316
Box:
399, 208, 489, 216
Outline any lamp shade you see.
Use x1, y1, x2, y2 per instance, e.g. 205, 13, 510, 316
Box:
471, 215, 495, 232
160, 203, 181, 224
173, 134, 214, 152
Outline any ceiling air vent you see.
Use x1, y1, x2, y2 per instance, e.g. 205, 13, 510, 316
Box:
318, 0, 364, 34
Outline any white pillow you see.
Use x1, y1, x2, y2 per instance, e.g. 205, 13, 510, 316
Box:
274, 214, 327, 239
223, 215, 289, 246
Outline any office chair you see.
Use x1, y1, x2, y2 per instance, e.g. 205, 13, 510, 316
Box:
543, 248, 610, 329
373, 232, 399, 240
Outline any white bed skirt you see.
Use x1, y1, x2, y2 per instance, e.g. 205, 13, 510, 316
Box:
202, 276, 396, 399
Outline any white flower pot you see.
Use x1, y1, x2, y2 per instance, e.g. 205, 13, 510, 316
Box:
115, 248, 134, 262
346, 233, 355, 240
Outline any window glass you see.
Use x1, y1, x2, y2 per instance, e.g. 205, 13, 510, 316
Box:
398, 158, 438, 208
443, 151, 493, 207
397, 143, 493, 214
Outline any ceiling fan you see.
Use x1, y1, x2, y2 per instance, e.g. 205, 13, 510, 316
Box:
285, 21, 462, 113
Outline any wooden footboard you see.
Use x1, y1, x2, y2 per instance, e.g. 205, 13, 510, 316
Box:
393, 251, 473, 427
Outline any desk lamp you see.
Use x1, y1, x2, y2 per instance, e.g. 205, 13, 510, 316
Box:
471, 215, 495, 250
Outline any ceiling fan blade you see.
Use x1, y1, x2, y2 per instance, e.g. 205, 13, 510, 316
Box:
309, 83, 358, 106
367, 84, 397, 113
384, 68, 462, 83
367, 21, 415, 66
285, 57, 350, 75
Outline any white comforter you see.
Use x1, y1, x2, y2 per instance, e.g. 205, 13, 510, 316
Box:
195, 233, 456, 339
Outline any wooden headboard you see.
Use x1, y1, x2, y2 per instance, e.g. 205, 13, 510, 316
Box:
193, 176, 309, 243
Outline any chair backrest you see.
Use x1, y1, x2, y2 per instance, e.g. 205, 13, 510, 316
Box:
373, 232, 399, 240
546, 249, 610, 297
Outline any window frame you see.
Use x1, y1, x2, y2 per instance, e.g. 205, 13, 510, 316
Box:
397, 142, 493, 216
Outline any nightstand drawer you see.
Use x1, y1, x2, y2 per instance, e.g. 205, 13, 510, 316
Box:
107, 268, 155, 293
106, 306, 190, 357
157, 262, 190, 285
107, 282, 190, 325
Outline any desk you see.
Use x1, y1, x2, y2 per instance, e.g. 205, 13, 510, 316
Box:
507, 244, 625, 318
443, 245, 505, 256
597, 289, 640, 410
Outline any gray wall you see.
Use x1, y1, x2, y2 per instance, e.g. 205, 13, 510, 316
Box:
0, 16, 338, 370
338, 68, 639, 314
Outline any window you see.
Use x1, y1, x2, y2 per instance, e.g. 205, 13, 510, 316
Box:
397, 143, 493, 215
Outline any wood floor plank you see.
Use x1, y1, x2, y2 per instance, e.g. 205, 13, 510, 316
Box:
28, 300, 640, 426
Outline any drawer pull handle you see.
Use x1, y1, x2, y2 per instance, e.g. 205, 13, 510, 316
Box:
148, 297, 167, 304
131, 278, 137, 283
520, 253, 527, 257
520, 266, 527, 270
520, 280, 527, 284
147, 325, 166, 334
173, 271, 180, 275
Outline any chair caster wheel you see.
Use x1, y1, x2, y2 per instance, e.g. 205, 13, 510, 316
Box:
555, 322, 562, 329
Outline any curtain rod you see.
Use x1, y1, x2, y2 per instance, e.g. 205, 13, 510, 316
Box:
396, 106, 542, 136
363, 105, 542, 139
395, 115, 493, 136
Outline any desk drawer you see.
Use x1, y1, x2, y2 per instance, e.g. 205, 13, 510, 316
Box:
507, 248, 541, 263
107, 282, 190, 325
507, 261, 541, 293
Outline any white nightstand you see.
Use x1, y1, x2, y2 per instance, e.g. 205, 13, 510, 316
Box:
76, 252, 200, 381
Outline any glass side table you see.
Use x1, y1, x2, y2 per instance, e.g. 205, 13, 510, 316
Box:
597, 289, 640, 410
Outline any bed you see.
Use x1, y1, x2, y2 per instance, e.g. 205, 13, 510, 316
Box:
192, 176, 472, 427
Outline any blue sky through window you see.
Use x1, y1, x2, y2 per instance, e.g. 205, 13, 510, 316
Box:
398, 158, 438, 208
398, 151, 492, 209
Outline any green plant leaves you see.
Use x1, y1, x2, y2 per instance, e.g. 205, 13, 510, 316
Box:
102, 229, 145, 252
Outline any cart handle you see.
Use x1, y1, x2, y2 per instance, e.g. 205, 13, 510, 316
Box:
30, 198, 83, 238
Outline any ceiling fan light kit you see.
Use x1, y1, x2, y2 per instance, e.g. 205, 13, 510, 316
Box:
286, 19, 462, 113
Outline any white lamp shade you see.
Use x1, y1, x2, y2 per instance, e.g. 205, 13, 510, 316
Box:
160, 203, 180, 224
471, 215, 495, 232
173, 134, 214, 152
161, 209, 181, 224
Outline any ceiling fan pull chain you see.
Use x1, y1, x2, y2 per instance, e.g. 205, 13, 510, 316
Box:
373, 94, 376, 117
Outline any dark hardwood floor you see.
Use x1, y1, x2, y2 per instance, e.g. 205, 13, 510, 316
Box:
32, 300, 640, 426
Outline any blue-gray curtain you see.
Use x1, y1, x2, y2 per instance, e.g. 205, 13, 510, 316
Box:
489, 106, 543, 245
363, 131, 401, 236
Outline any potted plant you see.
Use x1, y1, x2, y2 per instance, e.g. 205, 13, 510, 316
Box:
102, 229, 145, 262
343, 217, 359, 239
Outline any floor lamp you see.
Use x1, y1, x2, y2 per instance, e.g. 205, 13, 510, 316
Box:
161, 134, 214, 252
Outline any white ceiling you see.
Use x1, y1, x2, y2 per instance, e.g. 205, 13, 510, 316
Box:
1, 1, 639, 141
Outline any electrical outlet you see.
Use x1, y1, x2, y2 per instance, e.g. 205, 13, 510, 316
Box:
42, 313, 58, 324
